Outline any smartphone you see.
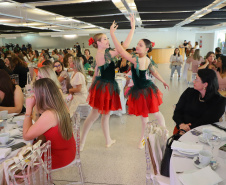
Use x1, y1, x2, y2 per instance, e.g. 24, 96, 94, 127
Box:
10, 142, 26, 151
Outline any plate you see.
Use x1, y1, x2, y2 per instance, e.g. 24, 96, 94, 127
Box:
12, 115, 25, 122
178, 150, 198, 156
0, 138, 15, 147
193, 156, 209, 169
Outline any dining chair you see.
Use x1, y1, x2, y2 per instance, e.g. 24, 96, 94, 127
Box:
51, 112, 84, 184
145, 120, 170, 185
76, 103, 92, 119
6, 140, 52, 185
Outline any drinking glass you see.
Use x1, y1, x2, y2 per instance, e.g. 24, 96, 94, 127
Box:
207, 131, 222, 160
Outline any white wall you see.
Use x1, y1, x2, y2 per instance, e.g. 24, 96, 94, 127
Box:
1, 29, 217, 60
106, 29, 196, 49
195, 33, 215, 58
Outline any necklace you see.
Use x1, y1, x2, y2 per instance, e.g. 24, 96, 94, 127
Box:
199, 94, 205, 102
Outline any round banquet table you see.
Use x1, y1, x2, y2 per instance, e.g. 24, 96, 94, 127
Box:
170, 122, 226, 185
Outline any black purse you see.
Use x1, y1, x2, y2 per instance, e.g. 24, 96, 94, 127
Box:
160, 132, 181, 177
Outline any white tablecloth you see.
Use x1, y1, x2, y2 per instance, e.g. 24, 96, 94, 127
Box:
170, 122, 226, 185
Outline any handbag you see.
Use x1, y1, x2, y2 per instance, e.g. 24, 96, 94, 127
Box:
160, 131, 181, 177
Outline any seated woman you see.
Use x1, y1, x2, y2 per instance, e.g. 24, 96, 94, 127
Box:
12, 56, 29, 88
53, 61, 71, 94
37, 66, 63, 94
115, 55, 129, 73
198, 51, 217, 70
186, 49, 204, 82
173, 68, 225, 134
84, 49, 94, 65
216, 55, 226, 91
0, 69, 24, 113
67, 57, 88, 117
23, 78, 76, 169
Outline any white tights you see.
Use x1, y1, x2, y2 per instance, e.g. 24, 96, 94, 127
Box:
80, 109, 115, 149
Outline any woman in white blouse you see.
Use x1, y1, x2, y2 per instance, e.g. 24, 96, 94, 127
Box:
68, 57, 88, 117
170, 48, 183, 80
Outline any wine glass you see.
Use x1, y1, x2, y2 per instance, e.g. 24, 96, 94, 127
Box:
207, 131, 222, 161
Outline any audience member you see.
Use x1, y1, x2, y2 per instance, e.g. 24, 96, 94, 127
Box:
115, 55, 129, 73
173, 69, 225, 134
23, 78, 76, 169
215, 47, 222, 60
198, 51, 216, 70
53, 61, 71, 94
0, 69, 24, 113
216, 55, 226, 90
170, 48, 183, 80
84, 49, 94, 65
12, 56, 29, 88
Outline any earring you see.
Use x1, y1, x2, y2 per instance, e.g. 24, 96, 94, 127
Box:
203, 87, 206, 90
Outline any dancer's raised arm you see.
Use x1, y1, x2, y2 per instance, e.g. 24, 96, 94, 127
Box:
110, 20, 137, 65
109, 14, 135, 57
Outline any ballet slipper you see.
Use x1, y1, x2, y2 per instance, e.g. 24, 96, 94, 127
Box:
138, 139, 145, 149
106, 140, 116, 148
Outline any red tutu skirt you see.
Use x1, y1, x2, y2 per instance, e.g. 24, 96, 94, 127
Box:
127, 87, 163, 117
87, 80, 122, 114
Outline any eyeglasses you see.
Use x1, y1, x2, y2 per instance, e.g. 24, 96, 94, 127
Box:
54, 64, 61, 68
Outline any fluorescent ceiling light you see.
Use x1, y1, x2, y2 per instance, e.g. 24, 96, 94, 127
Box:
63, 34, 77, 38
34, 8, 56, 15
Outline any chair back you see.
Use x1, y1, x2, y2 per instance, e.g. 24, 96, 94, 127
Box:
7, 140, 52, 185
72, 112, 81, 160
145, 120, 169, 184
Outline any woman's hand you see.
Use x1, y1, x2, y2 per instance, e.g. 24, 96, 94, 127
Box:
26, 96, 36, 114
163, 82, 169, 90
110, 21, 118, 34
179, 123, 191, 132
205, 59, 209, 65
129, 14, 135, 30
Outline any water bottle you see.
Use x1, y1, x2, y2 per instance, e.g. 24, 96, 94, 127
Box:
25, 72, 32, 96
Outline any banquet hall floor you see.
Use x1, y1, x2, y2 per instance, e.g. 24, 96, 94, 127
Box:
52, 63, 189, 185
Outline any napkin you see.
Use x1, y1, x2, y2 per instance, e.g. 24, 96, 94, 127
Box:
0, 148, 11, 159
171, 141, 203, 153
8, 129, 21, 137
179, 166, 222, 185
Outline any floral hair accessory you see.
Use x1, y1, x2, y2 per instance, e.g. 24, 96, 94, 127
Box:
88, 37, 94, 46
151, 42, 155, 47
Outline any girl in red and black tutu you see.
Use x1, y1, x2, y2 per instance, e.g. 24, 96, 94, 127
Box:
80, 15, 135, 151
110, 21, 169, 149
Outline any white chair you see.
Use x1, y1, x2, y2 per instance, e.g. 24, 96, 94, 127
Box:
145, 120, 170, 185
6, 140, 52, 185
76, 103, 92, 119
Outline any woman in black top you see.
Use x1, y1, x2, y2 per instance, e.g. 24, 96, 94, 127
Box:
12, 56, 29, 88
115, 56, 129, 73
0, 69, 24, 113
84, 49, 94, 65
173, 68, 225, 133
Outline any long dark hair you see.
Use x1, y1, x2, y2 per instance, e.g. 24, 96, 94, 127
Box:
0, 69, 15, 106
142, 39, 152, 53
220, 55, 226, 73
173, 48, 180, 56
197, 69, 219, 101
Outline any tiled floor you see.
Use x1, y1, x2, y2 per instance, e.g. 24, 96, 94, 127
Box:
53, 63, 189, 185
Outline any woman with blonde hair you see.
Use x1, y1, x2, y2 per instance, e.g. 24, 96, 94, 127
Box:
67, 57, 88, 117
37, 65, 62, 93
186, 49, 204, 82
23, 78, 76, 169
